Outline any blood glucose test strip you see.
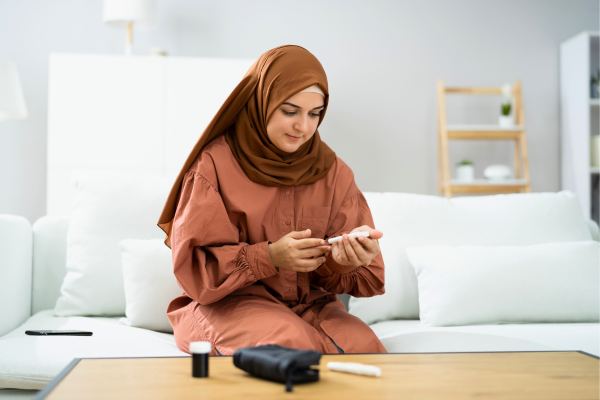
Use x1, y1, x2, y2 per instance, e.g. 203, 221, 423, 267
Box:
326, 362, 382, 377
327, 231, 370, 244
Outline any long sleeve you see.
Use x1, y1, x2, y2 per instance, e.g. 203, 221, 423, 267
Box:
309, 190, 385, 297
170, 169, 278, 305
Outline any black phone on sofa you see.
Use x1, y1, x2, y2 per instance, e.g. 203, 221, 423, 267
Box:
25, 330, 93, 336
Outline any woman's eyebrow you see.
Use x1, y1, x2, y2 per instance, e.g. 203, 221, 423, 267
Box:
283, 102, 325, 110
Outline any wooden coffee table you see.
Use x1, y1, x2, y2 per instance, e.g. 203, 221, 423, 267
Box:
34, 351, 599, 400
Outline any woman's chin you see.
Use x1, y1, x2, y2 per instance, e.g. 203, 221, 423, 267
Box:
278, 141, 303, 153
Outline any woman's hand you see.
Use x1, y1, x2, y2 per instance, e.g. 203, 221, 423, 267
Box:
268, 229, 331, 272
329, 225, 382, 268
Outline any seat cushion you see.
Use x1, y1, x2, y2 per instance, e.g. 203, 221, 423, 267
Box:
0, 310, 187, 390
2, 311, 597, 390
369, 320, 600, 356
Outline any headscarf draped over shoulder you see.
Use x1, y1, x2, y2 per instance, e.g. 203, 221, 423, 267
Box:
157, 45, 336, 248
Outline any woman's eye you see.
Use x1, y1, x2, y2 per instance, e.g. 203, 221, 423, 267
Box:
310, 113, 321, 118
282, 110, 296, 116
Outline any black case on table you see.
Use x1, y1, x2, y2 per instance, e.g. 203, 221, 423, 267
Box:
233, 344, 322, 392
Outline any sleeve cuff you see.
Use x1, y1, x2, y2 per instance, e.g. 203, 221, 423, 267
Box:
314, 253, 361, 277
246, 241, 279, 281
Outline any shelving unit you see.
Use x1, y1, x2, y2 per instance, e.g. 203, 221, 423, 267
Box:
437, 80, 531, 198
560, 31, 599, 224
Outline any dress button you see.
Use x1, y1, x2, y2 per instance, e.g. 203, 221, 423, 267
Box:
285, 190, 291, 195
285, 221, 291, 225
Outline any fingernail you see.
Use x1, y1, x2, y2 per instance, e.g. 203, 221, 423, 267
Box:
358, 236, 365, 241
350, 236, 355, 242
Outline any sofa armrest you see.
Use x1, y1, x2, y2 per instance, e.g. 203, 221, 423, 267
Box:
0, 215, 32, 337
588, 219, 599, 242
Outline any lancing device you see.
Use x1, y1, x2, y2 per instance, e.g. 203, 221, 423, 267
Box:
327, 231, 370, 244
326, 362, 382, 377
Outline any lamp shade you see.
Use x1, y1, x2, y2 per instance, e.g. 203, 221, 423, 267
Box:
0, 60, 27, 121
103, 0, 157, 29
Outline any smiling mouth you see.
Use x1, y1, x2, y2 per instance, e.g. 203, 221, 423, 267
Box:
285, 134, 302, 141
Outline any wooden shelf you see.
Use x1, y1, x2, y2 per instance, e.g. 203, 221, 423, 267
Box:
449, 179, 529, 186
447, 125, 524, 131
437, 80, 531, 198
446, 179, 529, 193
446, 125, 524, 140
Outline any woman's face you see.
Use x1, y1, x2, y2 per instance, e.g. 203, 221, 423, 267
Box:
266, 91, 325, 153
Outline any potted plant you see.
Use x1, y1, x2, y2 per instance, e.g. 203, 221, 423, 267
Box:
591, 69, 599, 99
456, 160, 474, 182
499, 83, 514, 128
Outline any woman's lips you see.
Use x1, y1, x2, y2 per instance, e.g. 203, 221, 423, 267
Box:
285, 134, 301, 141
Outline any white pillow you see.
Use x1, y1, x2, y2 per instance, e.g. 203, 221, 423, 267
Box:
406, 241, 600, 327
54, 171, 172, 316
119, 239, 181, 333
349, 191, 593, 325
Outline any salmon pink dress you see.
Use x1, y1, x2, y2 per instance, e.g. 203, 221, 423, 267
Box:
167, 135, 386, 355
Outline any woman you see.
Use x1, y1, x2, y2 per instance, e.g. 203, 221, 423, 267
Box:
157, 45, 386, 355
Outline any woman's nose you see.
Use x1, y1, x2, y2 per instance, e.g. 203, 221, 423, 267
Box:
294, 115, 309, 134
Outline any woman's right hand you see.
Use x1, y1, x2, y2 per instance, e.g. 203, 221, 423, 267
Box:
268, 229, 331, 272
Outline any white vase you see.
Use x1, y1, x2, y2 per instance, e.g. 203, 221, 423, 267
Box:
456, 165, 474, 182
498, 115, 514, 128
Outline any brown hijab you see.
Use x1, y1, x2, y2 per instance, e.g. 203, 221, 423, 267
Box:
157, 45, 336, 248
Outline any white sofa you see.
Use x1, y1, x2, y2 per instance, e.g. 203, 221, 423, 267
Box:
1, 188, 599, 397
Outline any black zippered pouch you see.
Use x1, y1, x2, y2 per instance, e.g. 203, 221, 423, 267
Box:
233, 344, 322, 392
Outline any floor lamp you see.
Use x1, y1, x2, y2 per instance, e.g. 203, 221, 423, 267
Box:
0, 60, 27, 121
103, 0, 157, 56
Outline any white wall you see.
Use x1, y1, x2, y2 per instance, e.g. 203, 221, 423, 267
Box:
0, 0, 598, 223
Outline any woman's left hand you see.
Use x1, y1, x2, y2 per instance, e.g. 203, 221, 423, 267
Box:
324, 225, 383, 268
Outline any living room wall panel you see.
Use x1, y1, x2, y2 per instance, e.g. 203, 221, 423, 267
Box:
47, 54, 252, 216
164, 57, 253, 179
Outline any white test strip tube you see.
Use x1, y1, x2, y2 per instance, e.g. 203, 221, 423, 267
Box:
327, 231, 370, 244
326, 361, 382, 377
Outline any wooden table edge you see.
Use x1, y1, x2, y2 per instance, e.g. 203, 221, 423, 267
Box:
32, 350, 599, 400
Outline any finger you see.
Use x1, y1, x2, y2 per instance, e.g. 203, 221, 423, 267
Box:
336, 239, 349, 264
296, 257, 326, 271
332, 242, 340, 262
349, 235, 370, 265
299, 246, 331, 258
286, 229, 311, 240
358, 237, 380, 254
349, 226, 383, 240
296, 238, 330, 249
350, 225, 371, 233
368, 229, 383, 240
342, 234, 361, 265
333, 242, 345, 263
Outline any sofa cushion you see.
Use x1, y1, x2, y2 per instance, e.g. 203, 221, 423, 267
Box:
369, 320, 600, 356
54, 171, 172, 317
119, 239, 181, 333
349, 191, 593, 325
407, 241, 600, 326
0, 310, 186, 390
